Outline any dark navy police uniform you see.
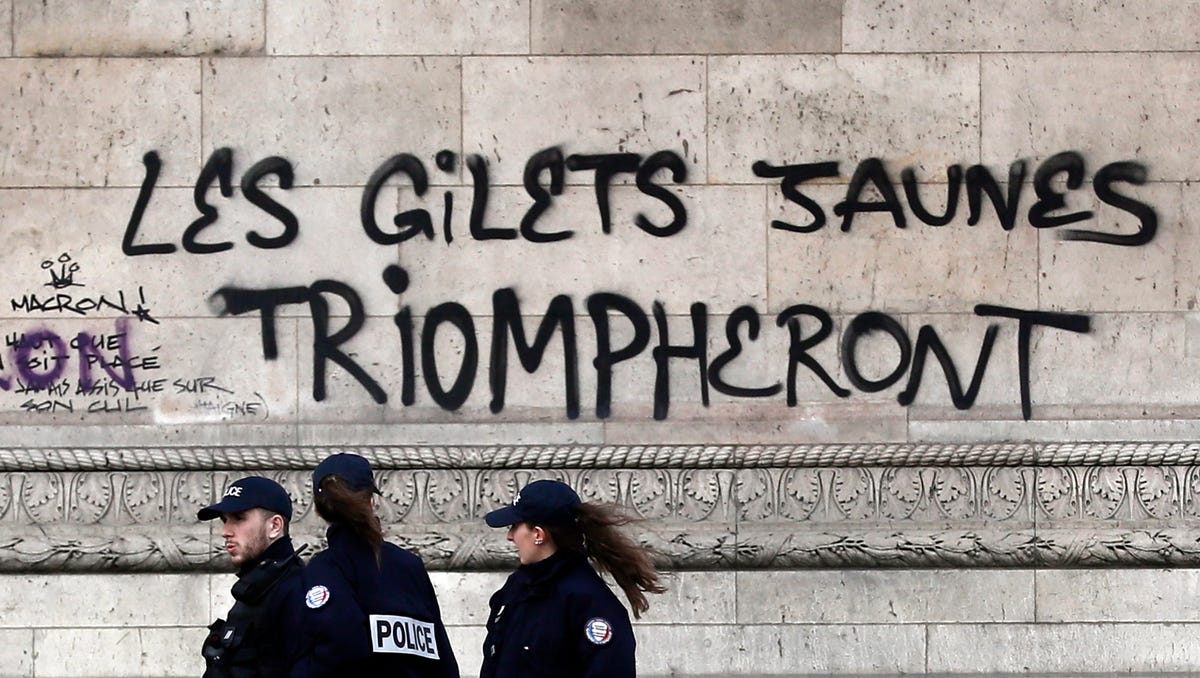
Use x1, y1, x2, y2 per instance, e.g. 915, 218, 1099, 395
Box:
291, 525, 459, 678
481, 550, 635, 678
202, 536, 306, 678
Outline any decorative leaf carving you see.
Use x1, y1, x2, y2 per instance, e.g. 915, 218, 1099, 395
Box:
780, 468, 821, 521
21, 474, 65, 523
831, 468, 875, 520
879, 468, 922, 520
1135, 467, 1178, 518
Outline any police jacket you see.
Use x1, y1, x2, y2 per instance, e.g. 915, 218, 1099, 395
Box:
203, 536, 306, 678
481, 550, 636, 678
290, 525, 459, 678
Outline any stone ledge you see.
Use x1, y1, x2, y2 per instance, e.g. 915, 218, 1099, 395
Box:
0, 446, 1198, 572
4, 441, 1200, 471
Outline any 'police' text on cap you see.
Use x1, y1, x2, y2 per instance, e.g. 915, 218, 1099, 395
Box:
197, 476, 293, 521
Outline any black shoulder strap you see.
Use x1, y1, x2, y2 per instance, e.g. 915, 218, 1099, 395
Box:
231, 544, 307, 605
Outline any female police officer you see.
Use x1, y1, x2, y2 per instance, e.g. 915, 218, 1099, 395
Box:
291, 454, 459, 677
480, 479, 665, 677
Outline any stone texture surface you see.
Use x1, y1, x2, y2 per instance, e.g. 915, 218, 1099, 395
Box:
1032, 313, 1197, 408
926, 622, 1200, 673
911, 417, 1200, 443
203, 57, 461, 187
0, 574, 209, 627
1037, 569, 1200, 622
0, 423, 298, 447
33, 627, 201, 677
1039, 183, 1182, 312
981, 54, 1200, 182
636, 623, 927, 675
13, 0, 264, 56
736, 569, 1034, 623
533, 0, 842, 55
0, 3, 11, 57
1171, 182, 1200, 310
844, 0, 1200, 53
0, 59, 200, 188
0, 629, 33, 677
603, 401, 909, 444
708, 55, 979, 183
295, 422, 604, 446
462, 56, 706, 185
266, 0, 529, 56
6, 568, 1200, 675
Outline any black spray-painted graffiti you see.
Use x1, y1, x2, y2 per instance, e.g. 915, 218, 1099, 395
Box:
12, 253, 158, 324
119, 146, 1157, 421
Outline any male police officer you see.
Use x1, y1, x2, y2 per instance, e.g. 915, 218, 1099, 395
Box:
198, 476, 306, 677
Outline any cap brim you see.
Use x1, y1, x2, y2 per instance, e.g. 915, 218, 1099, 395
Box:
196, 497, 253, 521
484, 506, 523, 527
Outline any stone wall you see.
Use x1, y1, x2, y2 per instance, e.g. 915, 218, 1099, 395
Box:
7, 569, 1200, 676
1, 0, 1199, 675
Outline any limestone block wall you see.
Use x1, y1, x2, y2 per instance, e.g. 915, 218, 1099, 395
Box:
1, 0, 1199, 676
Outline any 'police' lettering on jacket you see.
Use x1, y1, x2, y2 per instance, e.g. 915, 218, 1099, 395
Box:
368, 614, 439, 660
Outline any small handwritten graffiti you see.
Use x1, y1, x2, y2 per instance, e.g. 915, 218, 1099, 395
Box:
0, 319, 142, 394
15, 253, 158, 324
194, 390, 270, 421
42, 253, 82, 289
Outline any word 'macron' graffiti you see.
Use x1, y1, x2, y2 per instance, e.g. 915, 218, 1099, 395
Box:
113, 145, 1156, 421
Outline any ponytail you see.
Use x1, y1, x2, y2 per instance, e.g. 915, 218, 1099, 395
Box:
314, 475, 383, 566
546, 502, 665, 618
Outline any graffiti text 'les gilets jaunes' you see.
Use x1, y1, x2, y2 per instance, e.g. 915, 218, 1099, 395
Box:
121, 147, 1156, 255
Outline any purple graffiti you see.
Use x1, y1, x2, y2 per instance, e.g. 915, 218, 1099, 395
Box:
13, 330, 69, 391
1, 319, 139, 394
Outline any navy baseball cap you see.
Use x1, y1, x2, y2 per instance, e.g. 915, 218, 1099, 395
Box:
197, 476, 293, 521
313, 453, 381, 496
485, 479, 581, 528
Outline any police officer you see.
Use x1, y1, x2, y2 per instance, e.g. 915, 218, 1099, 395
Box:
198, 476, 306, 678
291, 453, 459, 677
481, 479, 666, 677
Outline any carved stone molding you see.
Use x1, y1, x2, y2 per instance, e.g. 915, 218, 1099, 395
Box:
2, 445, 1199, 572
4, 442, 1200, 471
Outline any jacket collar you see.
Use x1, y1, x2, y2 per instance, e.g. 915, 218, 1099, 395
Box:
517, 548, 584, 586
237, 535, 296, 577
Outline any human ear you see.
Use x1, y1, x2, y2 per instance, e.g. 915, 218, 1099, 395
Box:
268, 514, 285, 540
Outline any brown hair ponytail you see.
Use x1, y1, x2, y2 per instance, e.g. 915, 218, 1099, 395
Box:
546, 502, 665, 618
314, 475, 383, 566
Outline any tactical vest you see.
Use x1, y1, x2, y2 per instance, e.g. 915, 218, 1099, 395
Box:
203, 551, 303, 678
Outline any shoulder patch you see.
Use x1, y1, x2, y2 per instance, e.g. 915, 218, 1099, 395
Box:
584, 617, 613, 645
305, 585, 331, 609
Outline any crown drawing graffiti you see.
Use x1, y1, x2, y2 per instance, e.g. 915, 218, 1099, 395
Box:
42, 253, 82, 289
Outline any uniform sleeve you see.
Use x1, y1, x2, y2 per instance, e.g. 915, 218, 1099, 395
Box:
414, 561, 460, 678
572, 590, 636, 678
290, 554, 372, 678
265, 566, 308, 674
